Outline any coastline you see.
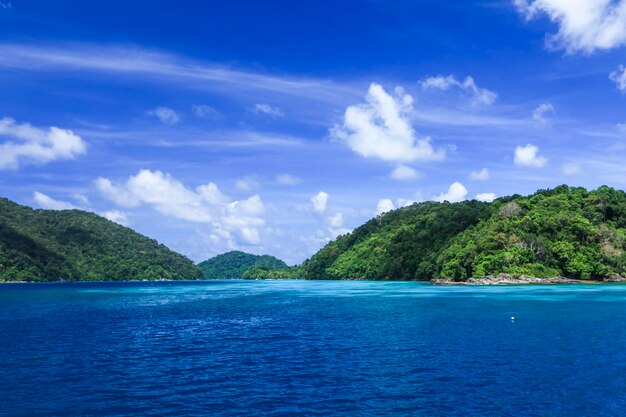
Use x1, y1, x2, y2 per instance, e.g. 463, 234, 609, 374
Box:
3, 274, 626, 285
432, 273, 626, 286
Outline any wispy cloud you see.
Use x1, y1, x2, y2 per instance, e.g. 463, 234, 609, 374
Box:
148, 107, 180, 125
0, 43, 360, 103
253, 103, 284, 117
421, 74, 497, 106
532, 102, 555, 126
192, 104, 220, 119
610, 65, 626, 91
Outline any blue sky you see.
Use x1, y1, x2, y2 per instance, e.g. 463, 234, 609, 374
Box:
2, 0, 626, 264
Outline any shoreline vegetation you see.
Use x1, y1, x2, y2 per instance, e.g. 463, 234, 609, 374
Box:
3, 274, 626, 285
4, 185, 626, 283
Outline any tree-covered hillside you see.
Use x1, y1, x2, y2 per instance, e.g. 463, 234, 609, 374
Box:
304, 185, 626, 281
198, 251, 288, 279
0, 198, 202, 282
305, 199, 494, 280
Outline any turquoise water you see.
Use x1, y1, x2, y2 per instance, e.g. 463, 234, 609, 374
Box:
1, 280, 626, 416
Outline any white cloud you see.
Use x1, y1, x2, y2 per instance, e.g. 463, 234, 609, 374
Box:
515, 0, 626, 53
72, 193, 90, 206
235, 175, 260, 191
420, 75, 497, 105
34, 191, 130, 226
96, 169, 265, 245
33, 192, 76, 210
0, 44, 358, 105
562, 162, 582, 176
0, 117, 86, 170
475, 192, 497, 202
610, 65, 626, 91
332, 83, 445, 163
435, 182, 468, 203
470, 167, 490, 181
376, 198, 395, 215
396, 191, 425, 209
390, 165, 421, 181
192, 104, 220, 119
311, 191, 329, 213
101, 210, 129, 226
514, 144, 548, 168
532, 103, 555, 126
275, 174, 301, 185
254, 103, 284, 117
327, 212, 344, 228
149, 107, 180, 125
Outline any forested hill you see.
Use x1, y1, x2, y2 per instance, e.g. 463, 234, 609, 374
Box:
198, 251, 288, 279
304, 185, 626, 281
0, 198, 202, 282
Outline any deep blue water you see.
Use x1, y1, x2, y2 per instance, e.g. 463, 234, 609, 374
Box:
2, 281, 626, 416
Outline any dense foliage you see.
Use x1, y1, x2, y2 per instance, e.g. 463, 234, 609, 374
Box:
198, 251, 288, 279
305, 200, 493, 280
304, 185, 626, 281
242, 264, 304, 279
0, 198, 202, 282
436, 185, 626, 280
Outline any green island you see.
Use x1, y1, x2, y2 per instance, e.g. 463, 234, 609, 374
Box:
0, 197, 202, 282
198, 250, 294, 279
3, 185, 626, 283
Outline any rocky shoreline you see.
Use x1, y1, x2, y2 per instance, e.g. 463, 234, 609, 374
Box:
432, 273, 626, 285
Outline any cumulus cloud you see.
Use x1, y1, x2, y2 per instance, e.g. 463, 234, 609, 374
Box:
33, 192, 76, 210
311, 191, 329, 213
514, 144, 548, 168
470, 167, 490, 181
96, 169, 265, 245
420, 75, 497, 105
532, 103, 555, 126
475, 192, 497, 202
101, 210, 129, 226
149, 107, 180, 125
390, 165, 421, 181
610, 65, 626, 91
562, 162, 582, 176
275, 173, 301, 185
515, 0, 626, 53
435, 182, 468, 203
192, 104, 220, 119
0, 117, 86, 170
331, 83, 445, 163
254, 103, 284, 117
376, 198, 395, 215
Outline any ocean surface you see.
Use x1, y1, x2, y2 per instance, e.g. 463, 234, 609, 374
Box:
1, 280, 626, 416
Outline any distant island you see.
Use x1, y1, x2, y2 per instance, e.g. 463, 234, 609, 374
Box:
3, 185, 626, 283
198, 251, 298, 279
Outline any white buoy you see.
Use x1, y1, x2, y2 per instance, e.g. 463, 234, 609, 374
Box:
511, 316, 516, 321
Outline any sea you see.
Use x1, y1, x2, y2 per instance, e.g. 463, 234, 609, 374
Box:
1, 280, 626, 416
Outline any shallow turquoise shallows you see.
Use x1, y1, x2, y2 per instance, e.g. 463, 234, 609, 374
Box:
2, 280, 626, 416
